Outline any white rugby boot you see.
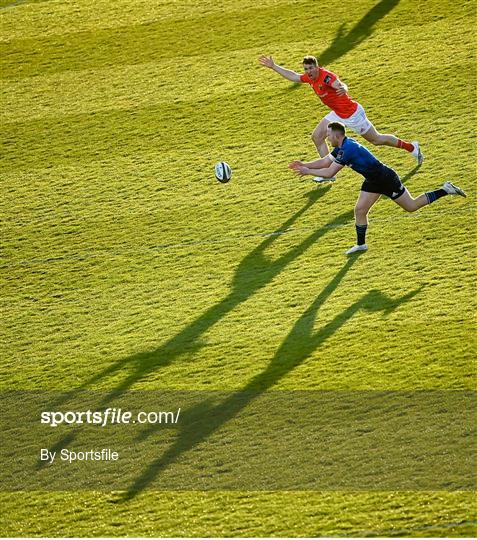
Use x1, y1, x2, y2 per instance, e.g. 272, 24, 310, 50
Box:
442, 181, 467, 197
345, 244, 368, 255
411, 141, 424, 166
312, 176, 336, 183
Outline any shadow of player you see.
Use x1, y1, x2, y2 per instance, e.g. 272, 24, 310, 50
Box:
41, 186, 354, 462
319, 0, 401, 67
122, 258, 422, 497
287, 0, 401, 92
53, 187, 348, 405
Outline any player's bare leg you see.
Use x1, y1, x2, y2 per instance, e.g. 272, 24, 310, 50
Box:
362, 125, 423, 165
362, 125, 424, 165
393, 189, 429, 212
361, 125, 399, 147
354, 191, 380, 226
394, 183, 467, 213
311, 118, 330, 157
311, 118, 336, 183
346, 191, 380, 254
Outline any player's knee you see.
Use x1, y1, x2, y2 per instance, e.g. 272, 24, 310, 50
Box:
354, 203, 369, 218
311, 130, 325, 144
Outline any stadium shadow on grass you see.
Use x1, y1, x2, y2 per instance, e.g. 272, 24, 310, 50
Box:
0, 0, 399, 79
0, 0, 43, 11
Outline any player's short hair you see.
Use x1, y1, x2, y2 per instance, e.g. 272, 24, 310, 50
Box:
328, 122, 346, 135
302, 55, 318, 66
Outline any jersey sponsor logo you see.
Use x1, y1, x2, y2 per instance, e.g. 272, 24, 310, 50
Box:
324, 75, 332, 84
336, 150, 344, 160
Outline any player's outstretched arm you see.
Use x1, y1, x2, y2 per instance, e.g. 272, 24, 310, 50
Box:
289, 156, 333, 170
258, 55, 301, 83
292, 161, 344, 178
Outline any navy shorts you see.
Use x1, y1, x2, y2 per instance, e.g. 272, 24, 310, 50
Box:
361, 166, 405, 200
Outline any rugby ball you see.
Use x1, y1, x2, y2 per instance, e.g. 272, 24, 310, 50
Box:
214, 161, 232, 183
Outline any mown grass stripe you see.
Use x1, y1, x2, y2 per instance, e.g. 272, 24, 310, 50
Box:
1, 0, 475, 536
1, 0, 473, 79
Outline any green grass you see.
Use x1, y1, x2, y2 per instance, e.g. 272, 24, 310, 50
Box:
1, 0, 476, 536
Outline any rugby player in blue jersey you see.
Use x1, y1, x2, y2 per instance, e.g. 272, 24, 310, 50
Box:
289, 122, 467, 255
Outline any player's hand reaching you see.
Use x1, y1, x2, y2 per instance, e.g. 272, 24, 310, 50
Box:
334, 82, 348, 96
292, 166, 311, 177
258, 55, 275, 69
288, 160, 304, 170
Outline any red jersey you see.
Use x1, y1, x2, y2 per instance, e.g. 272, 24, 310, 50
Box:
300, 68, 358, 118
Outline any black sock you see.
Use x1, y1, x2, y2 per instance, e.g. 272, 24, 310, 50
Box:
425, 189, 447, 204
356, 224, 367, 245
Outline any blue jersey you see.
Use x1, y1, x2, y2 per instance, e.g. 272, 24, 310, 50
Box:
331, 137, 385, 178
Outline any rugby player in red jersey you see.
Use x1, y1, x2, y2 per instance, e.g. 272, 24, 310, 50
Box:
259, 54, 423, 182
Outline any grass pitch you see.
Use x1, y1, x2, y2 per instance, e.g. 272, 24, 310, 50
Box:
1, 0, 476, 536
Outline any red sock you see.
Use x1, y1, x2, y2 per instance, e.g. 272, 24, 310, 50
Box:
397, 139, 414, 153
